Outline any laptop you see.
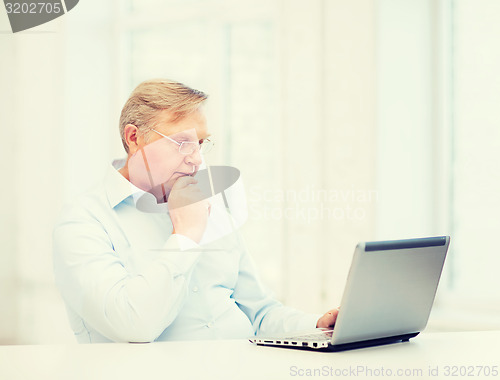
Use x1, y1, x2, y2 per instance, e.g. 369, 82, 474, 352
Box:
250, 236, 450, 351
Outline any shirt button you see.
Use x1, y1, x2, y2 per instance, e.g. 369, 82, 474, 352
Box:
206, 322, 213, 328
192, 286, 199, 293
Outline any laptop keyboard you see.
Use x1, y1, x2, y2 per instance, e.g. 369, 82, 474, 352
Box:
283, 329, 333, 342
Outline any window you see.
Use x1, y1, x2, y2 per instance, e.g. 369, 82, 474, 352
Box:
448, 0, 500, 302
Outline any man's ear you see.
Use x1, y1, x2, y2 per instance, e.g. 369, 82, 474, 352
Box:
123, 124, 140, 155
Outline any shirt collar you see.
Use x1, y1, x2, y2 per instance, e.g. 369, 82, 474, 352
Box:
105, 159, 169, 213
104, 159, 141, 208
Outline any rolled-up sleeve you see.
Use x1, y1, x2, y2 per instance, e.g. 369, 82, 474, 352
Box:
53, 210, 200, 343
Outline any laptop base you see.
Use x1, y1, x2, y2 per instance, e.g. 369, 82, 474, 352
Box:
254, 332, 420, 352
328, 332, 420, 352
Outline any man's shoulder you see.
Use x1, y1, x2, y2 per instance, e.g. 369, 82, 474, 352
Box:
56, 181, 110, 226
56, 161, 129, 225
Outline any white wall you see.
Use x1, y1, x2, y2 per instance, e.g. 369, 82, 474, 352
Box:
0, 9, 19, 344
0, 11, 71, 343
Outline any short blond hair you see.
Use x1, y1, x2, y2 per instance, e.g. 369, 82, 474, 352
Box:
119, 79, 208, 152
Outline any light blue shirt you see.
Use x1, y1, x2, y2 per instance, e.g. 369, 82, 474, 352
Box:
53, 162, 319, 343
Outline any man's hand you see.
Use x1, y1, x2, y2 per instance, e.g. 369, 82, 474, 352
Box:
316, 308, 340, 328
168, 176, 210, 243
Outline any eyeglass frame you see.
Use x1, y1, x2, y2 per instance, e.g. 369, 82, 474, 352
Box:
151, 129, 212, 155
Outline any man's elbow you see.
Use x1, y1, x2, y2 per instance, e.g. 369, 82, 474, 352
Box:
111, 323, 162, 343
102, 310, 167, 343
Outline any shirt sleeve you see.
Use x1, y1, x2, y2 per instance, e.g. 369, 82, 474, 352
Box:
230, 233, 322, 336
53, 208, 201, 343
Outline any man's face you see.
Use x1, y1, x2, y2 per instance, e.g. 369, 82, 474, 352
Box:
127, 109, 209, 202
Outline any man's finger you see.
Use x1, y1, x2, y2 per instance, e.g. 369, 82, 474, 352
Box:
326, 309, 339, 325
172, 175, 198, 189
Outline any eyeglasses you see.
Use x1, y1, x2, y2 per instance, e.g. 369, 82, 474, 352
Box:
151, 129, 214, 155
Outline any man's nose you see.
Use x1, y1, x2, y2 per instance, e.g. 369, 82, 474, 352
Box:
185, 148, 203, 166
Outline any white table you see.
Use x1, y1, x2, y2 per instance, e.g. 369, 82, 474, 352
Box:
1, 331, 499, 379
